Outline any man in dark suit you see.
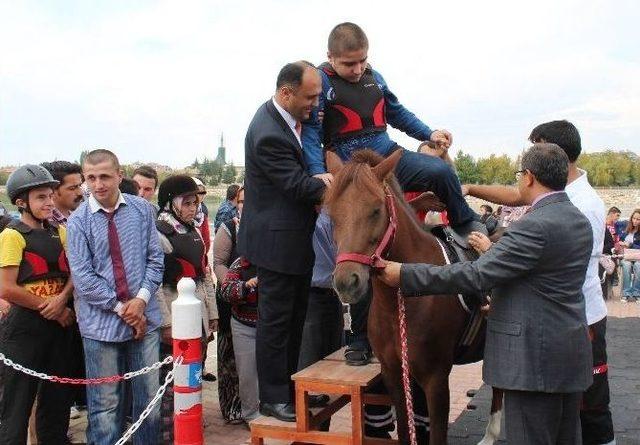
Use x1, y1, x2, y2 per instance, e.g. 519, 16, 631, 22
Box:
379, 143, 594, 444
238, 61, 326, 422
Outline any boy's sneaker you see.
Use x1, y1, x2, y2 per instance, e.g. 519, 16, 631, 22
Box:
621, 296, 628, 303
345, 346, 371, 366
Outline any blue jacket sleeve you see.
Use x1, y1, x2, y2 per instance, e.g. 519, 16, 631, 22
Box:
67, 215, 119, 311
301, 72, 330, 175
374, 70, 433, 143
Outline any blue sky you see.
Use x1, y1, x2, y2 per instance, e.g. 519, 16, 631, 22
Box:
1, 0, 639, 168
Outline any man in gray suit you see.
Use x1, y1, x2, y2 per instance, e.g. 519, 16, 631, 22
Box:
379, 143, 593, 444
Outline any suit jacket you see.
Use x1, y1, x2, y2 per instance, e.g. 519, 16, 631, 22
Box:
401, 192, 594, 393
238, 100, 325, 275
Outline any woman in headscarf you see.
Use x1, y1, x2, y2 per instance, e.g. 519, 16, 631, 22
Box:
155, 175, 218, 443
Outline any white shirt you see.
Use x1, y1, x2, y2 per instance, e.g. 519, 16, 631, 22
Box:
272, 97, 301, 147
565, 168, 607, 325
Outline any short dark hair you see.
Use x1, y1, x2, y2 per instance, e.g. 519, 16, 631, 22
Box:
133, 165, 159, 189
84, 149, 120, 170
226, 184, 241, 201
608, 206, 621, 215
328, 22, 369, 56
480, 204, 493, 214
119, 177, 140, 195
276, 61, 315, 90
521, 143, 569, 191
40, 161, 83, 188
529, 120, 581, 162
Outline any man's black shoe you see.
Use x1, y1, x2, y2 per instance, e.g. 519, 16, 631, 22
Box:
259, 402, 296, 422
308, 394, 330, 408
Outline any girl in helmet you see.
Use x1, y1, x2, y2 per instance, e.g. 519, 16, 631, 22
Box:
0, 165, 76, 443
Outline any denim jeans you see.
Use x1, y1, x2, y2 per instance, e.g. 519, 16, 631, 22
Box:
395, 149, 477, 227
82, 329, 160, 445
621, 260, 640, 297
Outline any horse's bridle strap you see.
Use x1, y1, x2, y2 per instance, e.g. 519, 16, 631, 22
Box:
336, 187, 397, 270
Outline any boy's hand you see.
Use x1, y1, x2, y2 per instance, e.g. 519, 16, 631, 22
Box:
39, 294, 67, 320
430, 129, 453, 149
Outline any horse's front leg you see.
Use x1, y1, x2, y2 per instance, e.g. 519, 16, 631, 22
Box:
379, 364, 411, 444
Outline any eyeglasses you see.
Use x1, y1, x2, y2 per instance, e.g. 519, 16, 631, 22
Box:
514, 170, 526, 180
197, 191, 207, 196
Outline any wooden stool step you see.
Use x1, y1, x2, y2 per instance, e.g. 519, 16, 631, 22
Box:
251, 358, 397, 445
293, 359, 381, 387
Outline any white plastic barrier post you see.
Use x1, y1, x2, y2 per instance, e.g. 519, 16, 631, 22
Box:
172, 278, 204, 445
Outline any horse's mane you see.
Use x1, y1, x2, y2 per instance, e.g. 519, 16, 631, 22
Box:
324, 150, 387, 212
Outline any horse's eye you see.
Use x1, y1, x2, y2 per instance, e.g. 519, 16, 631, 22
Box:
370, 208, 381, 219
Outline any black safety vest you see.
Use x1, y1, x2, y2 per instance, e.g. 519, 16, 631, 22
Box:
319, 62, 387, 146
157, 220, 206, 286
7, 220, 70, 286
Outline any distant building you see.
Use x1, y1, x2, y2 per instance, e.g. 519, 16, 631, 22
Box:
215, 133, 226, 165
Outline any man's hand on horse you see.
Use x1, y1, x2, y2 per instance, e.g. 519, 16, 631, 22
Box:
429, 129, 453, 149
313, 172, 334, 187
468, 231, 492, 254
378, 260, 402, 288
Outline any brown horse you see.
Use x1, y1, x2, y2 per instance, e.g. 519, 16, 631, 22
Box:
325, 149, 502, 445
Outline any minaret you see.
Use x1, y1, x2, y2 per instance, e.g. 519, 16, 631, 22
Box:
216, 133, 226, 165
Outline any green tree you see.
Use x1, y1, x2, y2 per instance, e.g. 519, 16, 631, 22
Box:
454, 151, 480, 184
0, 171, 9, 186
222, 163, 236, 184
477, 154, 515, 185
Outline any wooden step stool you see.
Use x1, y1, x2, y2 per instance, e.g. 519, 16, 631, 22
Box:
250, 348, 397, 444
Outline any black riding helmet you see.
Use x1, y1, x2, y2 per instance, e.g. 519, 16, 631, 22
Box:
157, 175, 199, 211
7, 164, 60, 205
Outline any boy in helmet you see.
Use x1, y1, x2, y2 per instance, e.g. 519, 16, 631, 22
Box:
0, 164, 76, 444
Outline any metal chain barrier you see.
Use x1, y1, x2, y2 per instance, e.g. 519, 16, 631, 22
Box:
114, 355, 183, 445
0, 351, 183, 445
0, 352, 174, 385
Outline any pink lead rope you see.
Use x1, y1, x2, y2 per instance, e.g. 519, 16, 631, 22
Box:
397, 288, 418, 445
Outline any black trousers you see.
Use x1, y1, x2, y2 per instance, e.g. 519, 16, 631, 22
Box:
581, 317, 614, 444
0, 307, 73, 445
505, 390, 582, 445
298, 287, 343, 370
256, 267, 311, 403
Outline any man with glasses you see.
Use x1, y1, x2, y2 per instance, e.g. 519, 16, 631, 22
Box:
463, 121, 614, 445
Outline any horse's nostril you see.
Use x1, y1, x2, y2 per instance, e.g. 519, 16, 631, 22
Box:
350, 273, 360, 289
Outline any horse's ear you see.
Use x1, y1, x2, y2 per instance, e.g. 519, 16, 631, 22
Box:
326, 151, 344, 176
372, 149, 402, 181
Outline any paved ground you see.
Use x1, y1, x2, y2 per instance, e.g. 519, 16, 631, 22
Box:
450, 303, 640, 444
67, 294, 640, 444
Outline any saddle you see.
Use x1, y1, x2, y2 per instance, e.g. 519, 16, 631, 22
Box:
431, 224, 489, 365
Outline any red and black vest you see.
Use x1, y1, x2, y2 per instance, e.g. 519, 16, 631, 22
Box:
7, 220, 70, 286
157, 220, 206, 287
319, 62, 387, 146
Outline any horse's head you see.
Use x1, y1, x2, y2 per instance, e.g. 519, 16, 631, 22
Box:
325, 149, 402, 304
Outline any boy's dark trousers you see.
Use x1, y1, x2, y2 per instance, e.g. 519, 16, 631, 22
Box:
0, 306, 73, 445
